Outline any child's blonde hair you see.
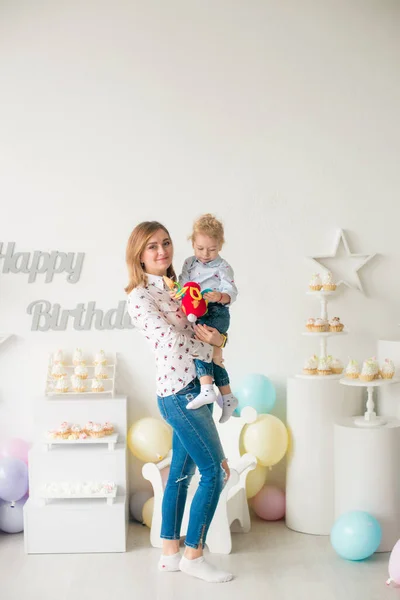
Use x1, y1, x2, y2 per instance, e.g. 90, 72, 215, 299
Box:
189, 213, 225, 246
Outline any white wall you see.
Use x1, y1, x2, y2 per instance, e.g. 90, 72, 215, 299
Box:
1, 0, 400, 491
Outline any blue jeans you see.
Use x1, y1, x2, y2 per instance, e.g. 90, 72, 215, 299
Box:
157, 378, 226, 548
195, 302, 230, 387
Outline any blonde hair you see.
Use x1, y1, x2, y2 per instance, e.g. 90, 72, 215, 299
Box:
125, 221, 176, 294
189, 213, 225, 246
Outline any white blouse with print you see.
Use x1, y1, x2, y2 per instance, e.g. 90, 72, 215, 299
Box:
127, 273, 213, 397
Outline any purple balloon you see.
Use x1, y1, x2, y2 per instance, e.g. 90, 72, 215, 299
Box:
0, 457, 28, 502
0, 496, 27, 533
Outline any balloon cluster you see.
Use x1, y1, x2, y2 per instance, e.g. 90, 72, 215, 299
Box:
0, 438, 30, 533
235, 374, 287, 521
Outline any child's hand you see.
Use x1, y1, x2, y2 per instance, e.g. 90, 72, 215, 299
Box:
169, 290, 178, 300
204, 291, 222, 303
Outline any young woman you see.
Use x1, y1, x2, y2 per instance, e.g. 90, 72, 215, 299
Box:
126, 221, 233, 583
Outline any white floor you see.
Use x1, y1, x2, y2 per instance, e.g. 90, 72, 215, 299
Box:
0, 518, 395, 600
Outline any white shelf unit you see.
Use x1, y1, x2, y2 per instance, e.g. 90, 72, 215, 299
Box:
45, 352, 117, 397
339, 377, 400, 428
24, 395, 128, 554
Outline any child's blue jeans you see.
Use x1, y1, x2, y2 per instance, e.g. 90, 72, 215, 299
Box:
157, 378, 227, 548
195, 302, 230, 387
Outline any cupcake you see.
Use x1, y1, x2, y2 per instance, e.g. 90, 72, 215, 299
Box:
51, 363, 67, 379
71, 424, 83, 436
322, 271, 336, 291
68, 432, 79, 440
330, 357, 343, 374
84, 421, 94, 435
74, 364, 88, 380
57, 421, 71, 439
360, 359, 376, 382
55, 376, 69, 393
71, 375, 87, 393
95, 364, 108, 379
345, 359, 360, 379
303, 354, 318, 375
381, 358, 395, 379
369, 356, 380, 379
317, 357, 332, 376
329, 317, 344, 333
91, 378, 105, 392
309, 273, 322, 291
94, 350, 107, 365
306, 318, 315, 332
53, 349, 64, 364
79, 432, 88, 440
47, 430, 57, 439
73, 348, 85, 366
90, 423, 104, 438
313, 318, 328, 332
103, 422, 114, 436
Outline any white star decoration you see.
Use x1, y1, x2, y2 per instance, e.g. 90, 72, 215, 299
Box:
309, 229, 376, 294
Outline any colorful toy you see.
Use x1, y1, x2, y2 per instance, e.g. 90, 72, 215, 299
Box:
163, 276, 212, 323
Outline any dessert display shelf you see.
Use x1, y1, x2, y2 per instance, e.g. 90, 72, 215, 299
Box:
40, 487, 117, 506
340, 377, 400, 428
46, 353, 117, 397
44, 432, 119, 451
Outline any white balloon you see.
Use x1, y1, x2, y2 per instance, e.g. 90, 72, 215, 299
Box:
129, 491, 152, 522
0, 497, 27, 533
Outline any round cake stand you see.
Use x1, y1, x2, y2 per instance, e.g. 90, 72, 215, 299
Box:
340, 377, 400, 428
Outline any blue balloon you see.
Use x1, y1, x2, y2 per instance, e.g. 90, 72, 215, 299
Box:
331, 511, 382, 561
234, 373, 276, 416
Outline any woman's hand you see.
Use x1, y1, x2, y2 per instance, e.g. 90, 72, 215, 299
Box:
194, 324, 223, 347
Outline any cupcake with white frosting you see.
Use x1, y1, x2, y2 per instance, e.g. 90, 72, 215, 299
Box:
84, 421, 94, 435
90, 423, 105, 438
91, 378, 105, 392
360, 359, 375, 382
330, 357, 343, 374
345, 359, 359, 379
303, 354, 318, 375
317, 357, 332, 376
51, 363, 67, 379
381, 358, 395, 379
322, 271, 336, 291
55, 376, 69, 393
74, 364, 88, 380
95, 364, 108, 379
306, 318, 315, 332
313, 318, 328, 332
329, 317, 344, 333
369, 356, 380, 379
73, 348, 85, 366
71, 375, 87, 393
309, 273, 322, 291
53, 349, 64, 364
103, 422, 114, 436
57, 421, 71, 439
94, 350, 107, 365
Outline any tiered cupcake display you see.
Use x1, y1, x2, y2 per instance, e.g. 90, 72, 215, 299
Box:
340, 356, 398, 428
298, 272, 347, 379
47, 349, 116, 396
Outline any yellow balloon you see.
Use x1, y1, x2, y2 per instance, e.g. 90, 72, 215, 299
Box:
142, 497, 154, 528
241, 414, 288, 467
128, 418, 172, 463
246, 463, 268, 499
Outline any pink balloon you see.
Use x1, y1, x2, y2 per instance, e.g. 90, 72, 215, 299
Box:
0, 438, 31, 465
388, 539, 400, 584
161, 466, 170, 490
252, 485, 285, 521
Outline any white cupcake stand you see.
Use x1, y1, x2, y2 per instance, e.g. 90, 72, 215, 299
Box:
286, 289, 363, 535
377, 340, 400, 418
